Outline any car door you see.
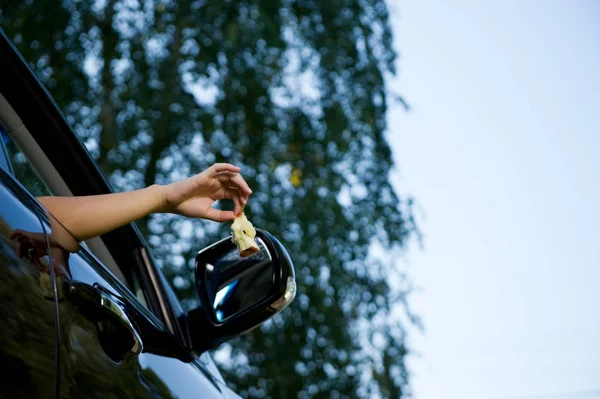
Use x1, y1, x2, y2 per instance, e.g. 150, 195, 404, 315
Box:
0, 166, 59, 399
2, 127, 230, 398
45, 225, 227, 399
2, 128, 232, 399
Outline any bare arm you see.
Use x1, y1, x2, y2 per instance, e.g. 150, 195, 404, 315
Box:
38, 184, 164, 242
37, 163, 252, 243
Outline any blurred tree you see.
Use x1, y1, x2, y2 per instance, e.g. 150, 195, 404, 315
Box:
1, 0, 420, 397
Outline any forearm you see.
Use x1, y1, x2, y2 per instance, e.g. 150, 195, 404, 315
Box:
38, 184, 166, 242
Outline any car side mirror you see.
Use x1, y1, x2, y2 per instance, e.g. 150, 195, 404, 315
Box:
186, 229, 296, 354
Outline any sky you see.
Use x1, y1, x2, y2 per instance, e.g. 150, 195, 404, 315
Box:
385, 1, 600, 398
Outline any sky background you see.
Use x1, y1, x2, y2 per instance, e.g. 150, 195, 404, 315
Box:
385, 1, 600, 398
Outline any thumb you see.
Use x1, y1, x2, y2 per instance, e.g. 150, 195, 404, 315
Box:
204, 208, 236, 223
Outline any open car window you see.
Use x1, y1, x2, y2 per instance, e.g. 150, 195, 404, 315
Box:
0, 125, 12, 172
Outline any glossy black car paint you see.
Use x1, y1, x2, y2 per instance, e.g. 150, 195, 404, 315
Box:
0, 29, 253, 398
0, 169, 59, 399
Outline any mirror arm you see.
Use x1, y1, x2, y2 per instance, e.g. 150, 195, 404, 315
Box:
185, 307, 219, 354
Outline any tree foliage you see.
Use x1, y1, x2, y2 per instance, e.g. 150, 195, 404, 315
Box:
1, 0, 420, 397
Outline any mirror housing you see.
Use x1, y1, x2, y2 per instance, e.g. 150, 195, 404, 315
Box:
186, 229, 296, 354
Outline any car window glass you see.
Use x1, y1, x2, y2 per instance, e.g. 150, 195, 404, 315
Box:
0, 126, 11, 172
0, 124, 51, 197
1, 123, 90, 252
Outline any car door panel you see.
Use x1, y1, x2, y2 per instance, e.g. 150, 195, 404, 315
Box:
139, 354, 225, 398
0, 172, 58, 399
36, 212, 226, 399
54, 251, 161, 398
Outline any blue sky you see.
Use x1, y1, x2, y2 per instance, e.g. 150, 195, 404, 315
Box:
386, 1, 600, 398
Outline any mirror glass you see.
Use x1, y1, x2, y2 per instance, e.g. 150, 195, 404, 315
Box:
204, 238, 275, 323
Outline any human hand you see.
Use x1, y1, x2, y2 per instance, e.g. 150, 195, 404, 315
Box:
160, 163, 253, 222
10, 229, 48, 260
9, 229, 72, 278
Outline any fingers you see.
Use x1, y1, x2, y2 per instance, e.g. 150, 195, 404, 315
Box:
181, 163, 253, 222
216, 171, 252, 196
234, 195, 245, 216
223, 187, 245, 216
203, 163, 252, 198
9, 229, 26, 241
203, 208, 236, 223
16, 241, 26, 259
231, 173, 253, 196
210, 163, 241, 176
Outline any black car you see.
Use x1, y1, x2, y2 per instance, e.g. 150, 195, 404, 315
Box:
0, 29, 296, 398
